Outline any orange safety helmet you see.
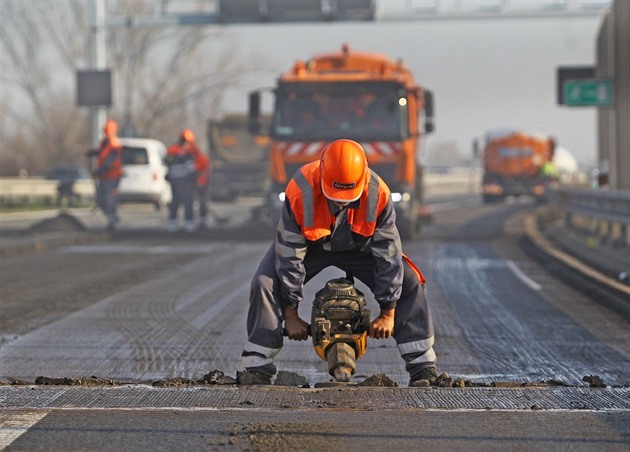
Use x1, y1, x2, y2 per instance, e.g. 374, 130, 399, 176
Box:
181, 129, 196, 142
320, 139, 368, 202
103, 119, 118, 137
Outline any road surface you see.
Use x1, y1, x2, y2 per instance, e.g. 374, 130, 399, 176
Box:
1, 196, 629, 450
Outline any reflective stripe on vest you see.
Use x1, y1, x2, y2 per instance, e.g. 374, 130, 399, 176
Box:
285, 161, 390, 241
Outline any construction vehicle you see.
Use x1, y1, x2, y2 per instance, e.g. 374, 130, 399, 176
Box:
206, 114, 271, 201
475, 130, 556, 203
249, 44, 434, 239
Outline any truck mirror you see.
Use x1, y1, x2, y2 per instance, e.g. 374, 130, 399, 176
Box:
423, 90, 434, 118
249, 91, 261, 134
473, 139, 479, 157
425, 120, 434, 134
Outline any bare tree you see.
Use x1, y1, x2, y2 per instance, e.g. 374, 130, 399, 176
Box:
0, 0, 269, 175
0, 0, 91, 174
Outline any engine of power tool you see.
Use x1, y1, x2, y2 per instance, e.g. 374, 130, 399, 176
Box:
311, 274, 371, 382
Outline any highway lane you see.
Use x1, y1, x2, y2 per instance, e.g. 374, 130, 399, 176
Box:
2, 197, 630, 451
1, 198, 628, 388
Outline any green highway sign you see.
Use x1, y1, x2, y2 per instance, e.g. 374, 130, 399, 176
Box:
563, 79, 613, 106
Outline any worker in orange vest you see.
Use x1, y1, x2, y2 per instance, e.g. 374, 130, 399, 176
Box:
93, 119, 123, 230
192, 144, 211, 227
165, 129, 199, 232
241, 139, 436, 386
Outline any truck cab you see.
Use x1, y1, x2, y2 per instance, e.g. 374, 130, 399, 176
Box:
250, 44, 434, 239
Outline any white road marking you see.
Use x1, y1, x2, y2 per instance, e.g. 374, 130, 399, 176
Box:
506, 260, 542, 291
0, 410, 49, 449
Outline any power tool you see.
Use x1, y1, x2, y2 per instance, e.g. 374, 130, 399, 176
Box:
310, 273, 371, 382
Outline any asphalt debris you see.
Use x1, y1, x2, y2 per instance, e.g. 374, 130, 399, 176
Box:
274, 371, 310, 387
243, 422, 332, 451
0, 371, 615, 389
29, 213, 87, 233
153, 370, 237, 387
582, 374, 606, 388
357, 373, 399, 387
35, 376, 118, 386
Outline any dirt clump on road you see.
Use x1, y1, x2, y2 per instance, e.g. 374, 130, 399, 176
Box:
29, 213, 87, 233
153, 370, 237, 387
582, 375, 606, 388
34, 376, 119, 386
357, 373, 399, 387
242, 422, 334, 451
274, 371, 310, 387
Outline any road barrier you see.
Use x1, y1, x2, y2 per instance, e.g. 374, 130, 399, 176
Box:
0, 169, 482, 208
550, 188, 630, 248
424, 168, 481, 196
0, 178, 96, 207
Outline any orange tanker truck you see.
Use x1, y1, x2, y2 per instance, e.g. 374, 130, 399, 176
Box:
248, 44, 434, 239
476, 130, 556, 203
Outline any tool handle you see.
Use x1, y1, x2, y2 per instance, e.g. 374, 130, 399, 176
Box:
282, 325, 311, 337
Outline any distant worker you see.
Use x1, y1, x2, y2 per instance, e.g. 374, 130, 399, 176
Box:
165, 129, 199, 232
192, 145, 211, 228
241, 139, 437, 386
540, 160, 559, 182
93, 119, 123, 230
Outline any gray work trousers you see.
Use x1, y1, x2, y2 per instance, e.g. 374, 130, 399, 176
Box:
242, 244, 436, 378
96, 178, 119, 225
169, 178, 194, 222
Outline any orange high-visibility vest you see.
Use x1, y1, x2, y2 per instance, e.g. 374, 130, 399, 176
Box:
96, 136, 122, 180
285, 160, 391, 241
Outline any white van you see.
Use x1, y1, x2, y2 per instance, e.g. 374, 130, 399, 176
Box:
118, 138, 172, 210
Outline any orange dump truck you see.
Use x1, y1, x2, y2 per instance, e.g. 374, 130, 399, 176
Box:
477, 130, 556, 202
206, 114, 271, 201
248, 44, 434, 239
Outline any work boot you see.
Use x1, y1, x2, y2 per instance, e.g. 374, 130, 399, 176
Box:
237, 370, 273, 385
185, 221, 196, 233
167, 219, 178, 232
409, 366, 437, 387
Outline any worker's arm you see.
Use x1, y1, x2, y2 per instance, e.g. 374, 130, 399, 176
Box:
369, 190, 404, 311
275, 198, 308, 310
275, 198, 311, 341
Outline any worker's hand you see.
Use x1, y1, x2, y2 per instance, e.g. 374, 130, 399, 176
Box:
369, 308, 395, 339
283, 308, 310, 341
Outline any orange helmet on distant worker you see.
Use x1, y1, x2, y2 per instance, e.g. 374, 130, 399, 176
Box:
320, 139, 368, 202
181, 129, 196, 142
103, 119, 118, 137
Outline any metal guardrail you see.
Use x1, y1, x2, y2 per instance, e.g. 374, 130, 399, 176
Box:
550, 187, 630, 246
0, 178, 95, 206
0, 171, 482, 207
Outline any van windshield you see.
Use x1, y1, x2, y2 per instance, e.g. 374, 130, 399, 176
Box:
122, 146, 149, 165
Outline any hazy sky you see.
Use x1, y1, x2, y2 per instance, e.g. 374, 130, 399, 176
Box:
219, 10, 606, 166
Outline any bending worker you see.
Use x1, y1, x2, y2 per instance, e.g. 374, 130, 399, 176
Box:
241, 139, 437, 386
